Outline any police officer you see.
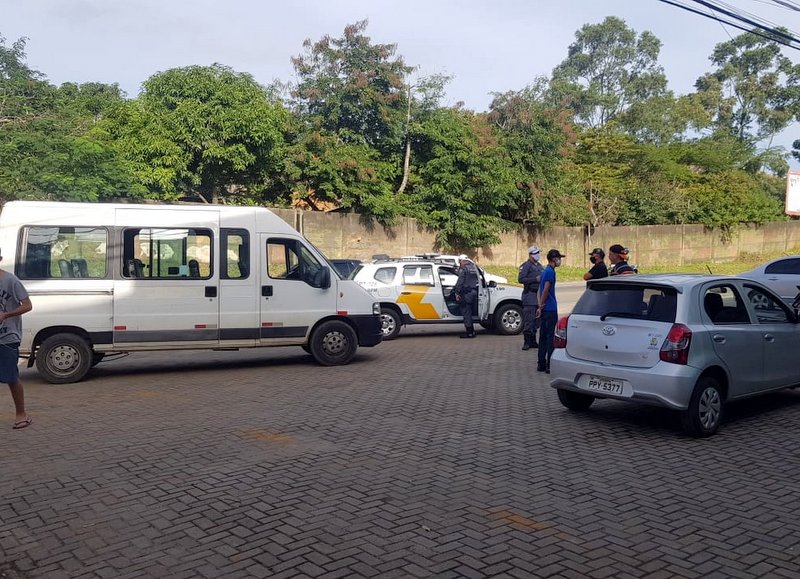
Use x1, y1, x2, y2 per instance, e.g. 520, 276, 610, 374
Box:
518, 246, 543, 351
454, 255, 480, 338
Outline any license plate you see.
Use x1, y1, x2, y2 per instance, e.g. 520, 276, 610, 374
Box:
586, 375, 624, 395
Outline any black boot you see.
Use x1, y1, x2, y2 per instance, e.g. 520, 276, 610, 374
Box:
522, 333, 532, 350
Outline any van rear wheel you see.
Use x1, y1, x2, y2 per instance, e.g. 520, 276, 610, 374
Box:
36, 333, 92, 384
310, 320, 358, 366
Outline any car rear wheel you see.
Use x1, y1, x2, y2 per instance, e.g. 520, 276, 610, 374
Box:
557, 389, 595, 411
681, 377, 723, 437
380, 307, 402, 340
494, 303, 523, 335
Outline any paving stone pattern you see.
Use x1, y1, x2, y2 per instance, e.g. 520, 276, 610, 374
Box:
2, 327, 800, 578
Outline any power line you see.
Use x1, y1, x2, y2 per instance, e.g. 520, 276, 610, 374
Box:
769, 0, 800, 13
655, 0, 800, 49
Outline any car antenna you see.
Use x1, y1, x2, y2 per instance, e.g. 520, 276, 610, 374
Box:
706, 264, 713, 274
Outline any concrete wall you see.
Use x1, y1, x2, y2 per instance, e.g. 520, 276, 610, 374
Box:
270, 208, 800, 267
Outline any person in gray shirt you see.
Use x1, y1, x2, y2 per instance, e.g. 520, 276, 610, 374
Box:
0, 249, 33, 429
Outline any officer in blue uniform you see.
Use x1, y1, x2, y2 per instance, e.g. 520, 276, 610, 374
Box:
454, 255, 480, 338
518, 246, 543, 351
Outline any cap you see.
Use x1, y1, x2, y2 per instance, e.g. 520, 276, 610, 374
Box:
546, 249, 566, 260
589, 247, 605, 258
609, 244, 629, 255
457, 254, 469, 262
528, 245, 540, 256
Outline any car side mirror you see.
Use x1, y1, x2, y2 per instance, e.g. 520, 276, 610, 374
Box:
311, 266, 331, 289
488, 280, 497, 288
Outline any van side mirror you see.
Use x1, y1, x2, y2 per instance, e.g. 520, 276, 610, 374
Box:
311, 266, 331, 289
488, 280, 497, 288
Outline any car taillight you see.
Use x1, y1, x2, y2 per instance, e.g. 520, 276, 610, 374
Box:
660, 323, 692, 365
554, 315, 569, 348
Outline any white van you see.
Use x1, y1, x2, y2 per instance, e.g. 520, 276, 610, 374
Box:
0, 201, 382, 383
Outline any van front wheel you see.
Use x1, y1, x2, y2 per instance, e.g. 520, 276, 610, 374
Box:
36, 333, 92, 384
310, 321, 358, 366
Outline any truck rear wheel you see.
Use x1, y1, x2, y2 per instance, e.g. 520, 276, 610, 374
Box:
309, 320, 358, 366
36, 333, 92, 384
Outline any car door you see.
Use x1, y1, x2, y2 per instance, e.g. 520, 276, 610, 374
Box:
701, 283, 763, 398
761, 258, 800, 304
397, 264, 442, 320
259, 235, 337, 344
742, 283, 800, 390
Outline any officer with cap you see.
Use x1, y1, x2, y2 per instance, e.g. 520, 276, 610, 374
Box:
583, 247, 608, 285
518, 246, 543, 350
453, 255, 480, 338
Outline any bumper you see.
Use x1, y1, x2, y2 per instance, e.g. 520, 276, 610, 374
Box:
350, 314, 383, 347
548, 350, 701, 410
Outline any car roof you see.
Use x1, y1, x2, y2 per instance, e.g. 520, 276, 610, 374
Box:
587, 273, 760, 293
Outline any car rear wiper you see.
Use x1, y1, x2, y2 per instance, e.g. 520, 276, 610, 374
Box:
600, 311, 644, 321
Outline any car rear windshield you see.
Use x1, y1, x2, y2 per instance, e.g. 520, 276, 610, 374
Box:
573, 284, 677, 323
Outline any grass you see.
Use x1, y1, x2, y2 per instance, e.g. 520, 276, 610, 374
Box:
484, 249, 796, 284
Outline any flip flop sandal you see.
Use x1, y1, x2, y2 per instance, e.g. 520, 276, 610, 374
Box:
12, 418, 32, 429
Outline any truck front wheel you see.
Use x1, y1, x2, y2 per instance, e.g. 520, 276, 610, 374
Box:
309, 320, 358, 366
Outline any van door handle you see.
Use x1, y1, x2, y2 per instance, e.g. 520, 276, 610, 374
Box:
205, 286, 217, 298
712, 334, 726, 344
262, 285, 273, 297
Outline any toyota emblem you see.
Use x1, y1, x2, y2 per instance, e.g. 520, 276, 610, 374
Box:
602, 325, 616, 336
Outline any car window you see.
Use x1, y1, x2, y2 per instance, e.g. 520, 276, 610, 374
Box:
438, 266, 458, 287
403, 265, 434, 286
764, 258, 800, 275
744, 285, 794, 324
573, 284, 677, 322
373, 267, 396, 284
703, 285, 750, 324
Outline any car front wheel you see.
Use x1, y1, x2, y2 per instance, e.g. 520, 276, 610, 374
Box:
681, 377, 723, 437
380, 307, 402, 340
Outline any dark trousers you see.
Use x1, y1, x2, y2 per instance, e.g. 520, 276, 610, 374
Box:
459, 289, 478, 333
538, 310, 557, 369
522, 305, 538, 345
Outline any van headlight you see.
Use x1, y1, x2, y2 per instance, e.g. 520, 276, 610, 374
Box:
373, 302, 381, 315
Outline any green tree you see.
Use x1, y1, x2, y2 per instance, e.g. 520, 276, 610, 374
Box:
695, 30, 800, 145
110, 64, 289, 204
551, 17, 668, 129
406, 108, 517, 250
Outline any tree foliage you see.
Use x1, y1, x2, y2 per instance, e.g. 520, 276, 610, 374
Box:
1, 19, 797, 245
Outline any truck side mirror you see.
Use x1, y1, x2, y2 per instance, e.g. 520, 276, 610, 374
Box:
312, 266, 331, 289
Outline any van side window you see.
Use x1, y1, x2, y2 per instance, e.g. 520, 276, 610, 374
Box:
122, 228, 213, 279
221, 229, 249, 279
266, 238, 322, 285
19, 226, 107, 279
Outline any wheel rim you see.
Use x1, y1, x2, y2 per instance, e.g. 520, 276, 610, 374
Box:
48, 345, 81, 376
381, 313, 396, 336
749, 292, 769, 309
501, 309, 521, 332
322, 330, 348, 356
698, 387, 721, 429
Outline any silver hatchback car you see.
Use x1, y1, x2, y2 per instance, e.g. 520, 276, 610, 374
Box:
549, 274, 800, 437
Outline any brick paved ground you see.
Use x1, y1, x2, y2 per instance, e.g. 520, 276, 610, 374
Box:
2, 326, 800, 578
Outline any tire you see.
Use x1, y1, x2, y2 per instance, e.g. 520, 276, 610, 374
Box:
380, 307, 402, 340
748, 290, 770, 310
681, 377, 723, 437
309, 320, 358, 366
36, 333, 92, 384
557, 389, 595, 411
494, 303, 523, 335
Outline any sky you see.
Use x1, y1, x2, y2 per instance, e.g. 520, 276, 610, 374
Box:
2, 0, 800, 153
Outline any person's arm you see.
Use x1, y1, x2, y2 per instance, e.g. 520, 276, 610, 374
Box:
583, 270, 593, 281
536, 281, 551, 317
0, 297, 32, 323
